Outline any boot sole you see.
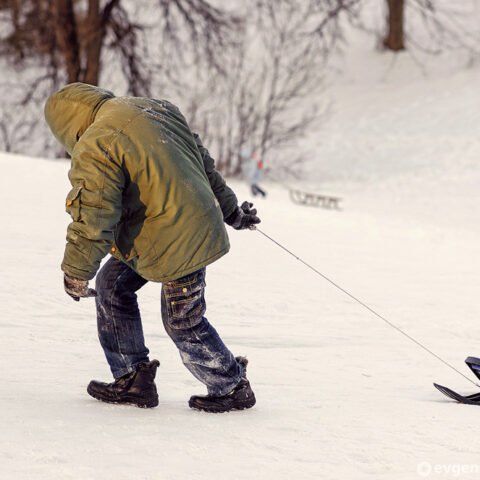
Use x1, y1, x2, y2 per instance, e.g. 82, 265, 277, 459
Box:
188, 396, 256, 413
87, 385, 159, 409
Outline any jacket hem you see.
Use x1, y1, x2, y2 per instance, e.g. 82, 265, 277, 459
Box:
138, 247, 230, 283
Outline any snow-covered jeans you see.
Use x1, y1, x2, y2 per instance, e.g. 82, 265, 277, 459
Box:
95, 257, 244, 396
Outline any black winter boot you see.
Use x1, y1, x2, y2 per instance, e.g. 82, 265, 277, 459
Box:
189, 357, 256, 413
87, 360, 160, 408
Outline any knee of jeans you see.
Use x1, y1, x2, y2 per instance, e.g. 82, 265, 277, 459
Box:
95, 275, 123, 307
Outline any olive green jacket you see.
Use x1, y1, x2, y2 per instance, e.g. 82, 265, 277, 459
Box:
45, 82, 238, 282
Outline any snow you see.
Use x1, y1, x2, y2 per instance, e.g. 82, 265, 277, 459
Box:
1, 39, 480, 480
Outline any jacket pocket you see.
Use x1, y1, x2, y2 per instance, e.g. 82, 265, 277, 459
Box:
65, 185, 83, 221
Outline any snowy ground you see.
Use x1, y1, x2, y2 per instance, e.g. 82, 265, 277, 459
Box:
1, 45, 480, 480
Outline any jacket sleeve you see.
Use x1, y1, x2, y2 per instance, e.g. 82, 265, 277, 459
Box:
193, 133, 238, 220
62, 140, 124, 281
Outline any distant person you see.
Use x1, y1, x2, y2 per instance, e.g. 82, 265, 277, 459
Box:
44, 82, 260, 412
241, 146, 267, 197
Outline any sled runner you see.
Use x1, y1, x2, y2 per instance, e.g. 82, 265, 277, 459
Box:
434, 357, 480, 405
289, 189, 342, 210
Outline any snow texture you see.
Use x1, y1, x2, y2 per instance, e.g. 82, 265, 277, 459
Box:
1, 38, 480, 480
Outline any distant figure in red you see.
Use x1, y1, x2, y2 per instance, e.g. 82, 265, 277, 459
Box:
241, 146, 267, 198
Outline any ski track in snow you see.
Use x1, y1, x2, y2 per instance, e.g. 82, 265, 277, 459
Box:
1, 56, 480, 479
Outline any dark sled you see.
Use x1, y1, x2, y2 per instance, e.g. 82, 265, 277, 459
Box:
289, 189, 342, 210
434, 357, 480, 405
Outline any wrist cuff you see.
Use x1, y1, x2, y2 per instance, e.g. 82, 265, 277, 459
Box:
225, 207, 239, 226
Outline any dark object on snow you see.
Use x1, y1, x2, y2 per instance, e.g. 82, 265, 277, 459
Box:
289, 189, 342, 210
434, 356, 480, 405
466, 356, 480, 381
251, 184, 267, 197
189, 357, 256, 413
434, 383, 480, 405
64, 273, 97, 302
87, 360, 160, 408
225, 201, 261, 230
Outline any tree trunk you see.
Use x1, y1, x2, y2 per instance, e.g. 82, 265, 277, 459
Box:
83, 0, 103, 85
54, 0, 81, 82
384, 0, 405, 51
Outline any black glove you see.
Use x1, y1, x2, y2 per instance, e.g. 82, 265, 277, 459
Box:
225, 201, 261, 230
64, 273, 97, 302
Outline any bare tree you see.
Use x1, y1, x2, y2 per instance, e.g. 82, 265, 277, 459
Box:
157, 0, 242, 74
384, 0, 405, 51
382, 0, 480, 55
0, 0, 332, 177
0, 1, 131, 92
182, 0, 335, 177
0, 109, 36, 153
308, 0, 364, 57
0, 0, 241, 155
304, 0, 480, 56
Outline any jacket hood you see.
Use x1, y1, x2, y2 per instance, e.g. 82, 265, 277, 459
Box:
44, 82, 115, 155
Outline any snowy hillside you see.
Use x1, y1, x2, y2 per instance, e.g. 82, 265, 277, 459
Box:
1, 41, 480, 480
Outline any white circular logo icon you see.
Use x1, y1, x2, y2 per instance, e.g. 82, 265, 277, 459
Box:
417, 462, 432, 477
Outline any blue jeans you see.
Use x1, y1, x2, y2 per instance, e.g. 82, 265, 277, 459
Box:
95, 257, 244, 396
